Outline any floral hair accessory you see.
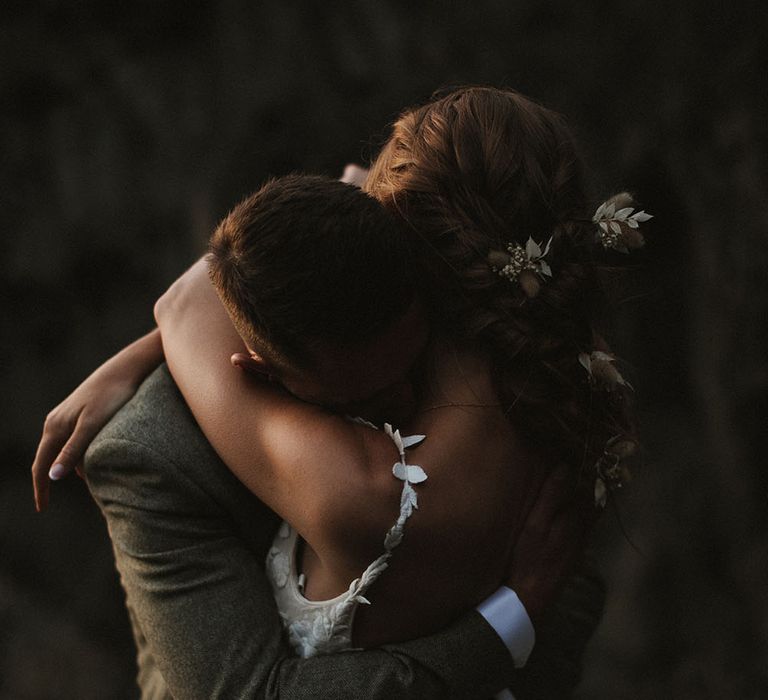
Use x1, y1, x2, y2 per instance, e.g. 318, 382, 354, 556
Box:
579, 350, 632, 391
594, 435, 637, 508
592, 192, 652, 253
487, 237, 552, 298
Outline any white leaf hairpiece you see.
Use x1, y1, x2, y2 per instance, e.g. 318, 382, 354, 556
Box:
579, 351, 632, 391
488, 236, 553, 298
593, 435, 637, 507
593, 192, 653, 253
594, 477, 608, 508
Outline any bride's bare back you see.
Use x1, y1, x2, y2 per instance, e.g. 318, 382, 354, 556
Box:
293, 342, 551, 646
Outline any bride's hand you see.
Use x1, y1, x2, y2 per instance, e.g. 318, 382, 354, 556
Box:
505, 464, 596, 621
339, 164, 369, 188
31, 328, 163, 511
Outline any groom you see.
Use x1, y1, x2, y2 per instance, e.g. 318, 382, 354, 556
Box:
85, 364, 604, 699
82, 174, 605, 698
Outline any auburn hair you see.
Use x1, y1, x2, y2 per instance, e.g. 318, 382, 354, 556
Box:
365, 86, 636, 481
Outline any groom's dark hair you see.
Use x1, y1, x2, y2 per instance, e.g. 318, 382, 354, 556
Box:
208, 174, 418, 370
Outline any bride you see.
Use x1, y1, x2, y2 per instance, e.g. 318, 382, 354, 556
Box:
32, 86, 644, 658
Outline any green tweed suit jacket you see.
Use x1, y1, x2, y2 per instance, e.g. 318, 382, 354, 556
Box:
84, 365, 603, 699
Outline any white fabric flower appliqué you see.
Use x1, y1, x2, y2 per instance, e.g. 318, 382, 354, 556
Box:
267, 547, 290, 588
269, 419, 429, 659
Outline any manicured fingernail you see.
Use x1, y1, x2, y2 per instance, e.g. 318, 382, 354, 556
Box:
49, 463, 67, 480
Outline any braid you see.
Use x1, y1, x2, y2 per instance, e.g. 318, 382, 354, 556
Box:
366, 86, 638, 489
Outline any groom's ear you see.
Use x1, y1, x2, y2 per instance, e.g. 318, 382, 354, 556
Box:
247, 349, 268, 366
230, 351, 275, 380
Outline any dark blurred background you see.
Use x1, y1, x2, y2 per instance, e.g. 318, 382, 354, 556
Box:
2, 1, 766, 698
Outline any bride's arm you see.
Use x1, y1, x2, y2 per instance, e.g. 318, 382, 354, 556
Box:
154, 257, 390, 545
32, 167, 369, 514
31, 327, 163, 511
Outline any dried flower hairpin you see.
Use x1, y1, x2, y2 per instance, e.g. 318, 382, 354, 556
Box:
487, 237, 552, 298
594, 435, 637, 508
592, 192, 652, 253
579, 351, 632, 391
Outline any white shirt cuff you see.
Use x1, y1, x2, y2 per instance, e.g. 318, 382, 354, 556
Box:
494, 690, 517, 700
476, 586, 535, 668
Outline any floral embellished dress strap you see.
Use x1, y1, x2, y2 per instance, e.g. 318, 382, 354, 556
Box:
265, 420, 428, 658
344, 423, 428, 603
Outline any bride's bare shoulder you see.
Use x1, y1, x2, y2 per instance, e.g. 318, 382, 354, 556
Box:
352, 345, 551, 645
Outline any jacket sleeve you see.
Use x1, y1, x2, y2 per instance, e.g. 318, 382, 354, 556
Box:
83, 366, 517, 700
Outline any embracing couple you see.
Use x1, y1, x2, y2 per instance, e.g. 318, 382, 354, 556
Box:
33, 86, 645, 698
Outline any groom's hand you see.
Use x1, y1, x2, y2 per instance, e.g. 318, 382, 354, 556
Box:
505, 464, 596, 622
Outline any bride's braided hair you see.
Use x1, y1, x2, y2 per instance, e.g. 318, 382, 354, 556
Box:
366, 86, 636, 488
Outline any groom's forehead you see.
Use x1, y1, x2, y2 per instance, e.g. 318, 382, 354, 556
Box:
302, 336, 416, 404
298, 304, 429, 404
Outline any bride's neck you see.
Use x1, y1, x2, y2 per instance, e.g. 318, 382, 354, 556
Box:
409, 336, 498, 416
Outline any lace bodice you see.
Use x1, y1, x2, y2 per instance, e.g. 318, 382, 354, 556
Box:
265, 422, 427, 658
